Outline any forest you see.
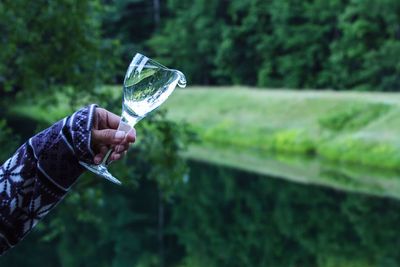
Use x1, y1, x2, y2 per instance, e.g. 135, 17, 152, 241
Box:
1, 0, 400, 266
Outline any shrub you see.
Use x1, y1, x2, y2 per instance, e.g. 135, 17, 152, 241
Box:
0, 120, 19, 163
0, 0, 118, 98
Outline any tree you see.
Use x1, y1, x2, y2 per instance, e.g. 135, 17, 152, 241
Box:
321, 0, 400, 91
214, 0, 272, 85
144, 0, 400, 91
0, 0, 114, 98
102, 0, 167, 81
148, 0, 227, 84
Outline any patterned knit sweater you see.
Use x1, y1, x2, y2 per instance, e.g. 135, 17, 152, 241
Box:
0, 104, 97, 255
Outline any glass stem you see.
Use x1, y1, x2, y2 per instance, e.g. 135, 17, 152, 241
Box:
102, 149, 114, 165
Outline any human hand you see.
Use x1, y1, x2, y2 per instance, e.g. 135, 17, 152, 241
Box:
91, 107, 136, 164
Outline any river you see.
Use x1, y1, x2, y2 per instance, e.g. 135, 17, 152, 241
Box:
173, 160, 400, 266
2, 147, 400, 267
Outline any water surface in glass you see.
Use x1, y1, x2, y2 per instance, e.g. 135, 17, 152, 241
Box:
121, 53, 186, 126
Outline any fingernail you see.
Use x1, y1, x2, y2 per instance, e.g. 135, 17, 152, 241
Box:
114, 131, 125, 140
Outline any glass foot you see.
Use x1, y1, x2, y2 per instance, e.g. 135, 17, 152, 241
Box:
80, 161, 122, 185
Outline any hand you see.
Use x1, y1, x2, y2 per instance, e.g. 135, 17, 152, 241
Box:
91, 107, 136, 164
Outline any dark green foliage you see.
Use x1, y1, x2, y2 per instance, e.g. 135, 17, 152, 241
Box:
102, 0, 165, 81
144, 0, 400, 91
215, 0, 271, 85
123, 110, 195, 198
0, 120, 19, 163
257, 0, 346, 89
147, 0, 227, 84
3, 0, 399, 94
327, 0, 400, 91
0, 0, 116, 97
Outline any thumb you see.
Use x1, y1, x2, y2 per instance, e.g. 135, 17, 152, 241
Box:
92, 129, 126, 145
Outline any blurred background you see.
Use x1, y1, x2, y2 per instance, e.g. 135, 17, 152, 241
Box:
1, 0, 400, 266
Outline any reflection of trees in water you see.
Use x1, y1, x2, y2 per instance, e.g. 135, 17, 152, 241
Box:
173, 161, 400, 266
3, 160, 400, 266
125, 68, 174, 103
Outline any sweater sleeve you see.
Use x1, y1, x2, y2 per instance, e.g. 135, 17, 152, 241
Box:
0, 104, 97, 255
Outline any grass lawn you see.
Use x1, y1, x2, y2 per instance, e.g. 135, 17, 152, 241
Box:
164, 86, 400, 170
9, 85, 400, 171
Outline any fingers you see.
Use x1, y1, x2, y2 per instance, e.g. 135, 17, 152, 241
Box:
94, 146, 108, 164
95, 107, 121, 130
91, 106, 137, 165
110, 152, 122, 161
111, 150, 128, 161
93, 143, 131, 165
105, 109, 121, 129
125, 128, 136, 143
94, 149, 128, 164
114, 143, 129, 153
92, 129, 126, 145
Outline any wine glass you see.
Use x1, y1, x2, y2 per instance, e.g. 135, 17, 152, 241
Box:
80, 53, 187, 185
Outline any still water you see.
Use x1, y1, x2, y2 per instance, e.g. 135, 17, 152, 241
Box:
177, 161, 400, 267
2, 160, 400, 267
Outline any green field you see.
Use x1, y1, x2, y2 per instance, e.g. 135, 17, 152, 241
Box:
164, 87, 400, 170
10, 86, 400, 171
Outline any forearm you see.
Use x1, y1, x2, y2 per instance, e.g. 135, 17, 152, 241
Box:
0, 104, 96, 255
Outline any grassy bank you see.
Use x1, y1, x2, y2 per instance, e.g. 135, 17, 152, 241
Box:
164, 87, 400, 170
185, 144, 400, 199
10, 86, 400, 171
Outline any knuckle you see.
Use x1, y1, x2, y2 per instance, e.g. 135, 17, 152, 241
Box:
105, 131, 114, 139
